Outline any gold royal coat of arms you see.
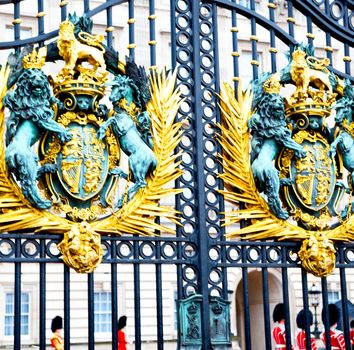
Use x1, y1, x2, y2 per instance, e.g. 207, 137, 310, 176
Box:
219, 44, 354, 277
0, 15, 183, 273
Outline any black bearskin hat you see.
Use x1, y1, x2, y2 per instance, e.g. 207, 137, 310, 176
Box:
118, 315, 127, 330
351, 319, 354, 328
273, 303, 285, 323
51, 316, 63, 333
296, 309, 313, 329
322, 304, 339, 327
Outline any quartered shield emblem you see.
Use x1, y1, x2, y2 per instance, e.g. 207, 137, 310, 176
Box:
40, 110, 120, 217
289, 131, 336, 211
58, 123, 107, 200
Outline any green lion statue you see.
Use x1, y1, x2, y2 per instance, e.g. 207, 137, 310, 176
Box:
4, 67, 71, 209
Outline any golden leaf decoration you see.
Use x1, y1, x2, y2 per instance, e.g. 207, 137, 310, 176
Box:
218, 82, 354, 243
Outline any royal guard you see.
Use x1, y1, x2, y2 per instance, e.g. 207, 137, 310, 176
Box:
50, 316, 64, 350
296, 309, 318, 350
350, 319, 354, 349
272, 303, 294, 349
321, 304, 345, 350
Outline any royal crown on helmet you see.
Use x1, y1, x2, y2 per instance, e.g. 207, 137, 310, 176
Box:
283, 48, 336, 118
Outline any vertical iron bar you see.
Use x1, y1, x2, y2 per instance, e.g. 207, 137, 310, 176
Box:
149, 0, 156, 69
88, 273, 95, 350
241, 245, 251, 350
170, 0, 177, 68
13, 1, 21, 53
261, 246, 271, 350
344, 43, 351, 75
106, 2, 113, 48
306, 16, 314, 46
325, 33, 332, 62
212, 2, 228, 301
39, 239, 46, 350
14, 237, 21, 350
134, 240, 141, 349
321, 278, 331, 350
324, 1, 332, 62
191, 1, 211, 348
300, 269, 311, 350
286, 0, 295, 47
268, 0, 277, 73
231, 0, 239, 91
63, 265, 71, 350
339, 246, 351, 349
84, 0, 90, 13
111, 242, 118, 350
249, 0, 258, 79
60, 0, 68, 21
128, 0, 135, 59
281, 247, 291, 350
155, 242, 164, 350
37, 0, 44, 47
343, 2, 351, 75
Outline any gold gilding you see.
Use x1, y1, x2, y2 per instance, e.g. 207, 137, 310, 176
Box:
298, 233, 336, 277
57, 222, 103, 273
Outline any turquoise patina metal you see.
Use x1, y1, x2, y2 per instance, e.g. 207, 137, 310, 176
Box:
179, 294, 231, 350
97, 59, 157, 208
248, 44, 346, 230
330, 79, 354, 185
248, 89, 307, 220
4, 65, 71, 209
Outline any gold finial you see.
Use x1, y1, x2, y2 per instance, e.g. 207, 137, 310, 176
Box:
263, 73, 281, 94
22, 47, 47, 69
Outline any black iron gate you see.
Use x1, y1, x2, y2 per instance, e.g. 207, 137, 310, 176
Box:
1, 1, 354, 349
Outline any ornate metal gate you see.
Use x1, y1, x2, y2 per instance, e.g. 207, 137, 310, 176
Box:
1, 1, 354, 350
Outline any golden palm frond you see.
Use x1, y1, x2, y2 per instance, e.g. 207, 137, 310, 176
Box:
91, 69, 183, 235
218, 82, 308, 241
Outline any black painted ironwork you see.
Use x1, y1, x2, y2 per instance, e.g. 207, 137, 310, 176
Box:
1, 0, 354, 349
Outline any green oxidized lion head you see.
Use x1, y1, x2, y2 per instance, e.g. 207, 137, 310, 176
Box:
9, 68, 52, 109
249, 93, 288, 136
4, 68, 54, 144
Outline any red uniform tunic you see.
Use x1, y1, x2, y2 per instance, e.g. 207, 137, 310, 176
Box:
296, 329, 318, 350
321, 328, 346, 350
118, 329, 127, 350
272, 323, 294, 349
350, 328, 354, 346
50, 333, 64, 350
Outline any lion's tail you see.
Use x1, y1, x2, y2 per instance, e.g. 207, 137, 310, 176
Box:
78, 32, 105, 52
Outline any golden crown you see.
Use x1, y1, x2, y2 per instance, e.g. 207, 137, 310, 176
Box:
22, 47, 47, 69
284, 48, 336, 118
52, 66, 108, 98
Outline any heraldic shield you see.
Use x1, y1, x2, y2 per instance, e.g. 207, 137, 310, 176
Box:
218, 43, 354, 277
0, 14, 183, 273
281, 130, 336, 212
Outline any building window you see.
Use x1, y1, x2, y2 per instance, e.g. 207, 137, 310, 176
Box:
4, 292, 30, 336
5, 26, 32, 40
328, 291, 341, 304
239, 50, 264, 88
237, 0, 260, 11
94, 292, 112, 333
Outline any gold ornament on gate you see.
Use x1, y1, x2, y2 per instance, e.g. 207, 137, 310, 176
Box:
57, 222, 103, 273
298, 233, 336, 277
